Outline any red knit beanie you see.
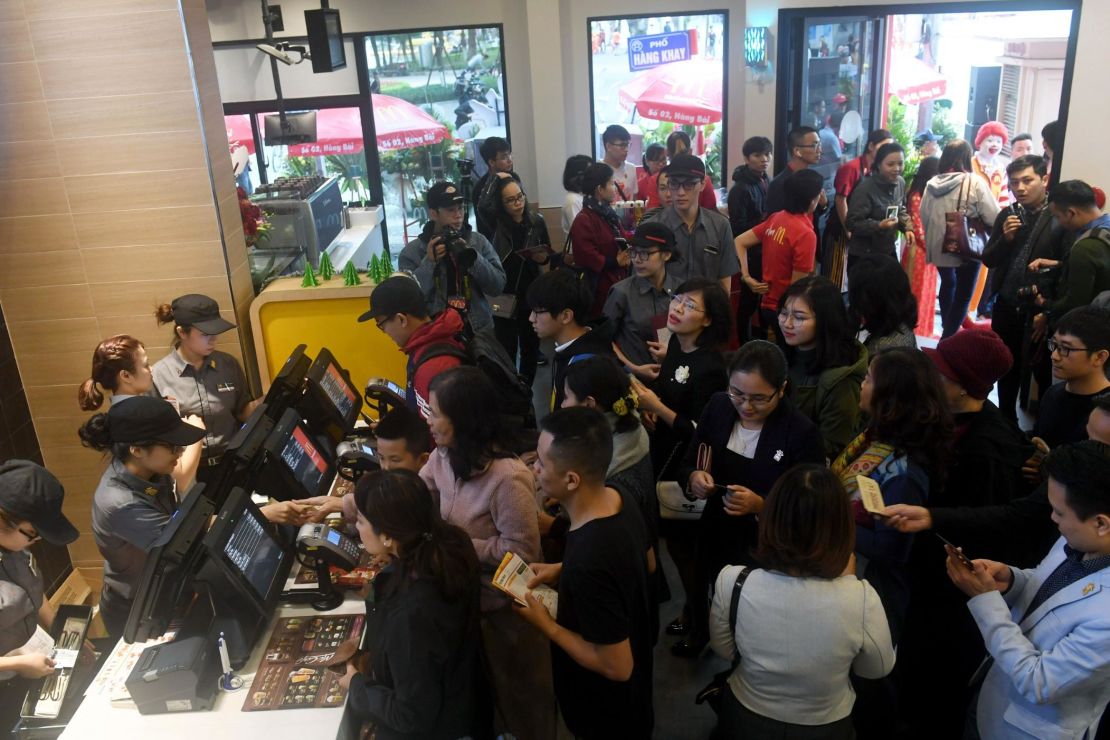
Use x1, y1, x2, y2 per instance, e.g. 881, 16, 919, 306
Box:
974, 121, 1010, 149
924, 329, 1013, 400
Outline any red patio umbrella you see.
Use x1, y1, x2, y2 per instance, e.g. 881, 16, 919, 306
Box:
618, 59, 723, 126
222, 96, 449, 156
889, 56, 948, 105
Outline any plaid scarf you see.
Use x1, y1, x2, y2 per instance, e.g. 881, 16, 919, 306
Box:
831, 431, 899, 527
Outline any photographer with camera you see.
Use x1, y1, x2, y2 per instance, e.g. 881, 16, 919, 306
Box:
398, 181, 506, 332
983, 155, 1066, 423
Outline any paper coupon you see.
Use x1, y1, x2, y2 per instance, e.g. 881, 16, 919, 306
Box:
856, 475, 886, 513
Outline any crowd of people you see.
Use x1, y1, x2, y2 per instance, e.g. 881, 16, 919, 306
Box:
1, 117, 1108, 740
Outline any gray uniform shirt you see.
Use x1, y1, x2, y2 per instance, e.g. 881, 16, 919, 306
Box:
151, 348, 248, 461
603, 273, 681, 367
0, 550, 43, 659
644, 207, 740, 284
91, 459, 177, 607
397, 229, 507, 331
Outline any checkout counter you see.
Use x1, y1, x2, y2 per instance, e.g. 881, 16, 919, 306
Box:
51, 347, 384, 740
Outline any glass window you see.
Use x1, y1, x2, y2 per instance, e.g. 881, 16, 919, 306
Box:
365, 27, 508, 252
223, 107, 370, 206
801, 19, 879, 158
588, 13, 727, 195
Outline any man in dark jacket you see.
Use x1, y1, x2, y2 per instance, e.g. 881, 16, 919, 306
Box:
983, 155, 1064, 422
526, 270, 616, 413
728, 137, 773, 342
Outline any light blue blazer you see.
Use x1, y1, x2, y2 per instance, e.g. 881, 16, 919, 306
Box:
968, 537, 1110, 740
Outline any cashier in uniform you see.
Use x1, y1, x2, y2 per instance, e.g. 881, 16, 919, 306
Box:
150, 294, 258, 484
81, 397, 207, 638
83, 397, 311, 637
0, 461, 79, 727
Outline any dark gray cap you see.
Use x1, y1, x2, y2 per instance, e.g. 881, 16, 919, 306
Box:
0, 460, 78, 545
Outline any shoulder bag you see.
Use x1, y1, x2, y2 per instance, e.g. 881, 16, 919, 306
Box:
695, 567, 755, 713
657, 442, 708, 521
942, 174, 988, 261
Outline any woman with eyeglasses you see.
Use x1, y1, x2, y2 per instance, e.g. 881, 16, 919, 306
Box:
778, 276, 869, 461
630, 278, 731, 656
0, 461, 80, 728
81, 397, 307, 636
676, 340, 824, 658
486, 175, 551, 385
568, 162, 632, 318
603, 221, 681, 381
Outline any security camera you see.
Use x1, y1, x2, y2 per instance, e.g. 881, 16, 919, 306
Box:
257, 43, 294, 65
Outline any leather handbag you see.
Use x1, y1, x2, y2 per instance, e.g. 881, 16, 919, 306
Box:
657, 442, 709, 521
695, 567, 755, 713
942, 174, 988, 261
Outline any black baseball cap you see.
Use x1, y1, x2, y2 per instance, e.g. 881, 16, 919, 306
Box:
426, 181, 465, 210
663, 153, 706, 181
171, 294, 236, 335
357, 275, 428, 323
628, 221, 678, 256
0, 460, 78, 545
108, 397, 207, 447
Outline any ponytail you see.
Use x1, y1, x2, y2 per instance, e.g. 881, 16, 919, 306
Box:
77, 413, 113, 453
78, 378, 105, 412
78, 335, 145, 411
154, 303, 182, 348
353, 469, 479, 602
564, 356, 642, 434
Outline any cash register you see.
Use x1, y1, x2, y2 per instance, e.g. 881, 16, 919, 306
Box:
119, 346, 373, 715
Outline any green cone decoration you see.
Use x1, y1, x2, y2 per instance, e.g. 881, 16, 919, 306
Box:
318, 252, 335, 280
301, 261, 320, 287
368, 254, 382, 283
381, 254, 393, 277
342, 261, 361, 286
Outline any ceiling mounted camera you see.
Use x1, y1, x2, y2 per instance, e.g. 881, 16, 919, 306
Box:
256, 42, 309, 66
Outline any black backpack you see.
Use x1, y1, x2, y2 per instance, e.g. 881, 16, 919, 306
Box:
414, 308, 537, 433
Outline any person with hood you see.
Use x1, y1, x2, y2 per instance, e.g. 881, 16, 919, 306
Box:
527, 269, 617, 413
896, 329, 1035, 739
920, 139, 1002, 338
778, 276, 868, 461
398, 181, 507, 332
0, 461, 80, 729
845, 142, 915, 268
358, 275, 465, 420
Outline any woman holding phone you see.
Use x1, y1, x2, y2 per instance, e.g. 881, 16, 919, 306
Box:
845, 143, 914, 268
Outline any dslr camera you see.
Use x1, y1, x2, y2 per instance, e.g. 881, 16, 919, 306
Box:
436, 226, 477, 271
1016, 265, 1061, 306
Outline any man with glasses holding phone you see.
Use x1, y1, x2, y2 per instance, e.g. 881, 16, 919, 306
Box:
643, 153, 739, 297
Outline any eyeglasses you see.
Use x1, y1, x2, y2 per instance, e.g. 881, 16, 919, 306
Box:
726, 388, 779, 407
778, 309, 813, 325
531, 308, 551, 316
502, 192, 526, 207
374, 313, 397, 331
1, 514, 40, 544
795, 142, 822, 150
1047, 338, 1092, 358
629, 248, 661, 261
665, 180, 700, 192
156, 443, 187, 454
607, 141, 630, 149
670, 294, 704, 313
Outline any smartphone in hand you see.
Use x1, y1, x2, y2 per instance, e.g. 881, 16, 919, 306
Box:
885, 205, 899, 221
936, 532, 975, 571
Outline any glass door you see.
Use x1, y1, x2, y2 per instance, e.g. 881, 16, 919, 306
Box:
779, 14, 885, 164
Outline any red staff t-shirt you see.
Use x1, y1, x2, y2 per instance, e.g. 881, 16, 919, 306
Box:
753, 210, 817, 309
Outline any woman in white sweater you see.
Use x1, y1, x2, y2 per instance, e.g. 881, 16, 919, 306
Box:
709, 464, 895, 739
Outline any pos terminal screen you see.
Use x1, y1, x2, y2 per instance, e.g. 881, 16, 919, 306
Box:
281, 425, 327, 495
318, 362, 357, 420
223, 510, 284, 601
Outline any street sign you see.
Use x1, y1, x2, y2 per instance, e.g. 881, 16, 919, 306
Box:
627, 30, 692, 72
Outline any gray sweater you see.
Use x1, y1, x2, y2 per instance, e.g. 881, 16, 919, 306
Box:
919, 172, 1001, 268
710, 566, 895, 725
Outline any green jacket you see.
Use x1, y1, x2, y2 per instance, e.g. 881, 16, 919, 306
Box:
1047, 229, 1110, 320
788, 341, 868, 461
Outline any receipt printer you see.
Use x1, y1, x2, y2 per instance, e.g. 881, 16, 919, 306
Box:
125, 634, 219, 714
